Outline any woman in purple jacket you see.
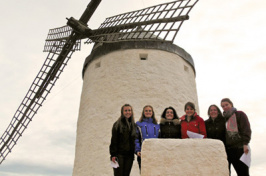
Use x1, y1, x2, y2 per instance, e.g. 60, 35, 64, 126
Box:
135, 105, 160, 170
221, 98, 251, 176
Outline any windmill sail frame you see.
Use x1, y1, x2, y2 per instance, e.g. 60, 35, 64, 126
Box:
43, 25, 82, 52
0, 0, 102, 164
86, 0, 199, 43
0, 40, 76, 164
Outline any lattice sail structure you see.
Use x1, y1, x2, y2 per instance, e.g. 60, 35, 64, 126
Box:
0, 0, 102, 164
86, 0, 198, 44
43, 25, 81, 52
0, 41, 78, 164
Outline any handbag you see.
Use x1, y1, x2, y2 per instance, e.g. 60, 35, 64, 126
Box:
226, 131, 242, 147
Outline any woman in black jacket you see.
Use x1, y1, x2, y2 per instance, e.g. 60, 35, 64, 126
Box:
221, 98, 251, 176
109, 104, 136, 176
159, 106, 181, 138
205, 104, 226, 144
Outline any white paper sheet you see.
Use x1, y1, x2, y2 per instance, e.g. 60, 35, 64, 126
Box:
240, 145, 251, 167
110, 160, 119, 168
187, 130, 204, 139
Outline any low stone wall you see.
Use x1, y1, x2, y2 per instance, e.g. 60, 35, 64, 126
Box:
141, 139, 229, 176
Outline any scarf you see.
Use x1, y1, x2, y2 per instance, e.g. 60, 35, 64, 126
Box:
223, 107, 238, 132
223, 108, 242, 147
223, 107, 236, 121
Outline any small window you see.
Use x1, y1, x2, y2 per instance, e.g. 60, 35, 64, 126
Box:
139, 53, 148, 60
95, 62, 101, 68
184, 65, 189, 72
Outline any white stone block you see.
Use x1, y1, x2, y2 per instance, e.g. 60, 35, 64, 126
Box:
141, 139, 229, 176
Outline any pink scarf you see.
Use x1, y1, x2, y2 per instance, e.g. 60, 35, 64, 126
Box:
226, 113, 238, 132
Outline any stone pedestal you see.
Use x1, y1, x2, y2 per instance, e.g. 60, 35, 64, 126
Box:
141, 139, 229, 176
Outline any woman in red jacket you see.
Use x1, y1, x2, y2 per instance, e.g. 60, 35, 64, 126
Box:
180, 102, 206, 139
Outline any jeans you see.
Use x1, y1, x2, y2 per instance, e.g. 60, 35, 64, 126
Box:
113, 155, 134, 176
226, 147, 249, 176
137, 156, 141, 170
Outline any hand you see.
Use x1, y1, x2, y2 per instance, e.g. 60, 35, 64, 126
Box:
243, 145, 249, 154
111, 157, 117, 163
137, 152, 141, 157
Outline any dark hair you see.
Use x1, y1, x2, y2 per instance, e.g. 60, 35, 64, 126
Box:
184, 102, 196, 111
221, 98, 234, 107
207, 104, 223, 117
139, 105, 158, 124
116, 104, 136, 136
161, 106, 179, 119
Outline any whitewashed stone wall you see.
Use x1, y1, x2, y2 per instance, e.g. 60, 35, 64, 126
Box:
141, 139, 229, 176
72, 48, 198, 176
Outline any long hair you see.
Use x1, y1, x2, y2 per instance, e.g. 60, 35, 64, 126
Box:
139, 105, 158, 124
161, 106, 179, 119
207, 104, 223, 118
116, 104, 136, 136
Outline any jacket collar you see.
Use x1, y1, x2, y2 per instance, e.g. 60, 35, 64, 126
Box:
207, 115, 224, 123
143, 117, 153, 123
160, 118, 180, 125
185, 112, 198, 122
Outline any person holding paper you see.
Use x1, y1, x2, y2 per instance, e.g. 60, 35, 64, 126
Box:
180, 102, 206, 139
159, 106, 181, 138
205, 104, 226, 144
135, 105, 160, 170
109, 104, 136, 176
221, 98, 251, 176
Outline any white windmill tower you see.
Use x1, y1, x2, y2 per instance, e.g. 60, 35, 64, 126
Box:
0, 0, 199, 175
72, 0, 199, 175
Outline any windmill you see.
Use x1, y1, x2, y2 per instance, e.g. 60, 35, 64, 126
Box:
0, 0, 199, 170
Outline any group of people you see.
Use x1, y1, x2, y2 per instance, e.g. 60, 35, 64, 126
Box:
109, 98, 252, 176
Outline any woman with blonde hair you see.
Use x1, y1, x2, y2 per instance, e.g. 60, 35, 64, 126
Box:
135, 105, 160, 170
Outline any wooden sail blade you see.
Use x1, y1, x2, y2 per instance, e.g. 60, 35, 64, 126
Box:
86, 15, 189, 43
79, 0, 101, 23
0, 30, 81, 164
0, 0, 102, 165
43, 25, 81, 52
86, 0, 199, 44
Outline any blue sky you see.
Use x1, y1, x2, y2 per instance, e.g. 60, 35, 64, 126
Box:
0, 0, 266, 175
